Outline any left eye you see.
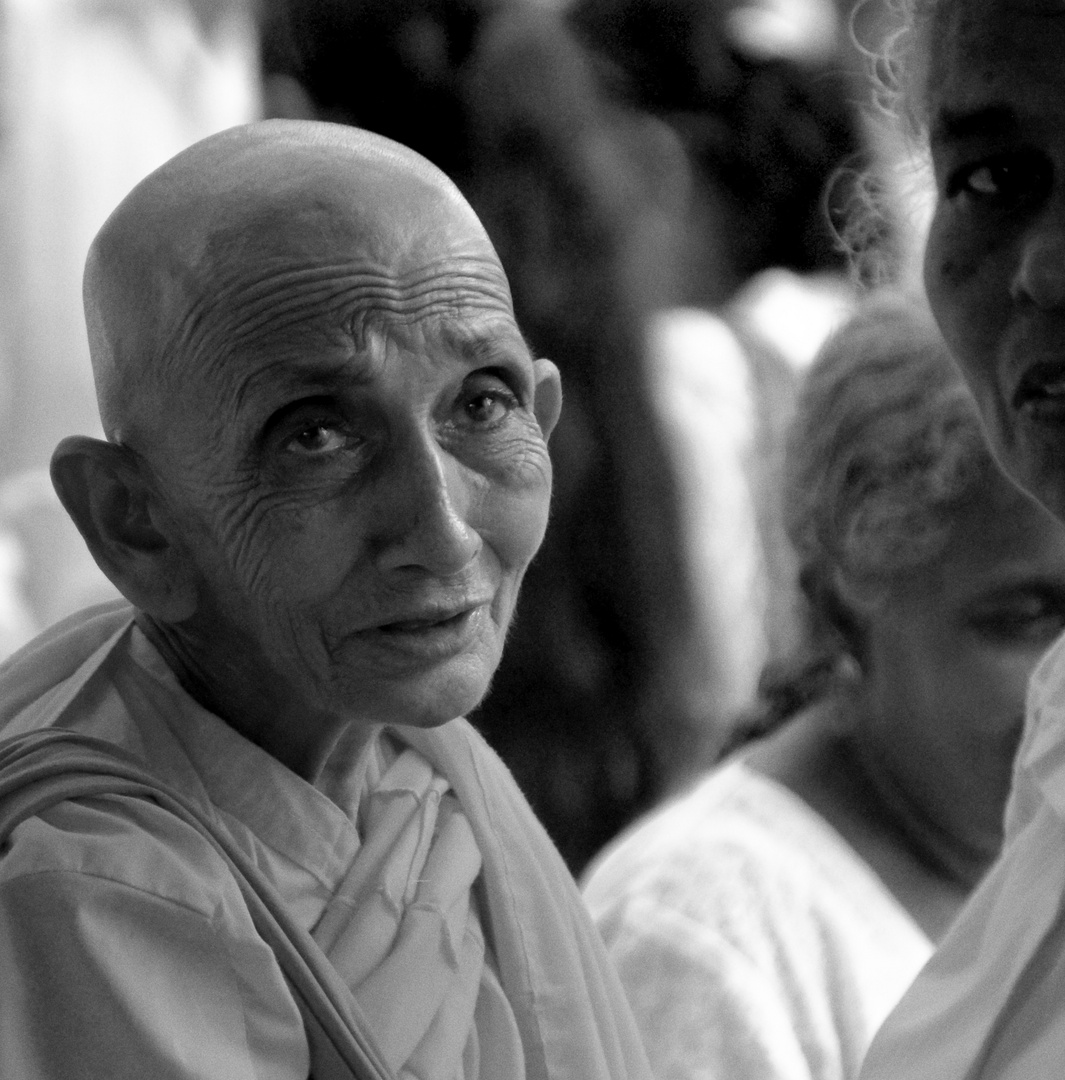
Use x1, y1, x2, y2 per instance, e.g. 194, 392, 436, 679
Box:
461, 385, 518, 426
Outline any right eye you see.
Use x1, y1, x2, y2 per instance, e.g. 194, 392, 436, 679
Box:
946, 151, 1051, 210
283, 421, 355, 456
261, 397, 367, 465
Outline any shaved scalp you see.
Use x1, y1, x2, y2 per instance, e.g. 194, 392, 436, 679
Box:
84, 120, 502, 443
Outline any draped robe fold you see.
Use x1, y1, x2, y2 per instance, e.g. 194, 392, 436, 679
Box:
0, 601, 653, 1080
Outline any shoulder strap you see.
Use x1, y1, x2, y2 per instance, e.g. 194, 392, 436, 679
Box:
0, 729, 394, 1080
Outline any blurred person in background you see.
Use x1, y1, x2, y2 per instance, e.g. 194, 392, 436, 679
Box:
0, 0, 259, 642
582, 292, 1065, 1080
566, 0, 860, 306
259, 0, 723, 870
566, 0, 879, 726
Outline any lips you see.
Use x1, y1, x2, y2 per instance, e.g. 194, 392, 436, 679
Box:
350, 595, 493, 657
380, 609, 472, 634
1014, 360, 1065, 416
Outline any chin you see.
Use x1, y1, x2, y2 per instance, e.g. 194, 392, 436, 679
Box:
367, 666, 494, 731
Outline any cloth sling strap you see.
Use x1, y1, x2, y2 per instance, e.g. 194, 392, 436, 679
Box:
0, 728, 394, 1080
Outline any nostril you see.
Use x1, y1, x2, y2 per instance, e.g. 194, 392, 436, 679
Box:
1013, 234, 1065, 310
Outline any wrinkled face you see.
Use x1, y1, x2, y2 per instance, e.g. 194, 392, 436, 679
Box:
143, 194, 559, 737
923, 0, 1065, 519
858, 478, 1065, 859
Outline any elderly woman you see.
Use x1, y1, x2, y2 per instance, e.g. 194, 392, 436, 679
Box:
0, 121, 653, 1080
581, 292, 1065, 1080
854, 3, 1065, 1077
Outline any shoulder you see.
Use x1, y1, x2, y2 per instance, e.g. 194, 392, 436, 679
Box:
586, 765, 931, 1080
583, 762, 817, 919
0, 794, 309, 1079
584, 760, 929, 1001
0, 791, 238, 919
0, 601, 136, 736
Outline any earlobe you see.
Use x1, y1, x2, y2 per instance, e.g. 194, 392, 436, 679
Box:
532, 358, 563, 440
50, 436, 197, 622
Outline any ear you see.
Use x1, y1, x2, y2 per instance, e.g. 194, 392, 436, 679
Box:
532, 358, 562, 441
50, 436, 198, 623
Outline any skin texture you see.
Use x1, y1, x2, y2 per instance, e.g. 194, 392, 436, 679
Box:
52, 121, 562, 781
923, 0, 1065, 520
747, 474, 1065, 940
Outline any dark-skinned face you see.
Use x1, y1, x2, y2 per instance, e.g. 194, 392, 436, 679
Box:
924, 0, 1065, 519
134, 162, 560, 752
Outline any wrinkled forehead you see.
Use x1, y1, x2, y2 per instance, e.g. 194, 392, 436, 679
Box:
158, 160, 516, 375
87, 123, 523, 445
182, 155, 508, 305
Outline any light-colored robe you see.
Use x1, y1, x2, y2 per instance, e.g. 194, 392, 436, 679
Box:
0, 600, 653, 1080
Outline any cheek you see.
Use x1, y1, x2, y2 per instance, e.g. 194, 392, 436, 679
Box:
209, 495, 355, 619
928, 642, 1032, 739
925, 213, 1013, 411
924, 211, 993, 348
971, 646, 1044, 719
480, 467, 553, 581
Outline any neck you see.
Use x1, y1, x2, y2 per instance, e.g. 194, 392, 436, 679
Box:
743, 701, 983, 941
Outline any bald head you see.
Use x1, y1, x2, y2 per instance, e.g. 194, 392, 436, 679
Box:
56, 119, 560, 770
84, 120, 508, 441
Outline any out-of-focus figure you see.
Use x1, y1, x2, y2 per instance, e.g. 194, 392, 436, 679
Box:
0, 0, 260, 656
564, 0, 869, 719
567, 0, 860, 305
0, 0, 259, 479
583, 292, 1065, 1080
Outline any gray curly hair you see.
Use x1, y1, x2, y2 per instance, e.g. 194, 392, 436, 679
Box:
753, 288, 996, 728
835, 0, 947, 287
860, 0, 942, 138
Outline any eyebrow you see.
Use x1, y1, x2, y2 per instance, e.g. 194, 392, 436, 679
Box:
439, 320, 534, 367
931, 104, 1021, 145
233, 354, 381, 417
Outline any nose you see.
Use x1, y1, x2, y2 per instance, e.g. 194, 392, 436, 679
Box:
1012, 224, 1065, 310
372, 431, 483, 577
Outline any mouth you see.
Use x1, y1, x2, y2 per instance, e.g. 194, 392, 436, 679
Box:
1014, 360, 1065, 417
379, 607, 477, 635
355, 599, 492, 661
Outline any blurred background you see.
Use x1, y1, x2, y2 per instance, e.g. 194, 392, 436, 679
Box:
0, 0, 926, 871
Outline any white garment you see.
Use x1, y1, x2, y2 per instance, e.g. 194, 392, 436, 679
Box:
582, 760, 933, 1080
0, 602, 654, 1080
646, 307, 768, 719
859, 631, 1065, 1080
0, 0, 259, 477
